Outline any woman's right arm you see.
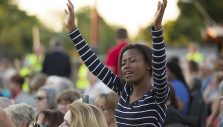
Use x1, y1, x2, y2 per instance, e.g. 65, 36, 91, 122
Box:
66, 0, 124, 95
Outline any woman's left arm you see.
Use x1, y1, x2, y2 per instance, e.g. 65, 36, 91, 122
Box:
152, 0, 169, 104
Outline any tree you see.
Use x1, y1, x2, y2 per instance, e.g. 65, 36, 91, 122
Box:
0, 0, 56, 57
135, 0, 223, 46
72, 7, 116, 54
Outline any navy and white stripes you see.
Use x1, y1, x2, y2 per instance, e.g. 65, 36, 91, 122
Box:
69, 27, 169, 127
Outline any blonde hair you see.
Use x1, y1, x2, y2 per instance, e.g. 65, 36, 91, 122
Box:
96, 92, 119, 112
69, 102, 108, 127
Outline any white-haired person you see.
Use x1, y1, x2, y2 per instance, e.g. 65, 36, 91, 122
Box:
4, 103, 35, 127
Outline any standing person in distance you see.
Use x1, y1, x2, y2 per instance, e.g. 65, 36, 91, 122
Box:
65, 0, 169, 126
104, 28, 129, 75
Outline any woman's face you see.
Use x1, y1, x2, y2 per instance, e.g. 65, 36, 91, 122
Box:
59, 110, 72, 127
35, 90, 49, 111
121, 49, 148, 84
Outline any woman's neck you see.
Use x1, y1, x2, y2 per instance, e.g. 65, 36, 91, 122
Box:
130, 78, 152, 103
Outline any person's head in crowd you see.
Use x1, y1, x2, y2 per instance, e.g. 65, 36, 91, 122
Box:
4, 103, 35, 127
35, 87, 57, 111
116, 28, 128, 42
188, 43, 198, 54
33, 109, 64, 127
59, 102, 108, 127
44, 76, 74, 93
50, 37, 64, 52
57, 89, 81, 113
167, 61, 188, 89
29, 73, 47, 94
169, 56, 180, 65
0, 97, 13, 109
8, 73, 24, 99
96, 92, 119, 127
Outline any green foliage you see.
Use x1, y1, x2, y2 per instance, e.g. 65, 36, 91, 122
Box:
0, 0, 56, 57
200, 0, 223, 23
135, 0, 223, 47
74, 7, 116, 54
135, 26, 152, 45
166, 0, 223, 45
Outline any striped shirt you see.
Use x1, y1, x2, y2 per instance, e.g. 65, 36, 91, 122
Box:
68, 27, 169, 127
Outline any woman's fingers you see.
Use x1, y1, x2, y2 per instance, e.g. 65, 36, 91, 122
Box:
68, 0, 74, 9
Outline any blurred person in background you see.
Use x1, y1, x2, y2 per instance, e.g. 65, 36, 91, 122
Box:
0, 97, 13, 109
75, 63, 89, 91
2, 68, 17, 97
8, 73, 35, 106
104, 28, 129, 75
59, 101, 108, 127
186, 43, 204, 64
42, 38, 72, 78
167, 61, 191, 115
29, 73, 47, 95
203, 72, 223, 105
199, 62, 213, 92
33, 109, 64, 127
206, 80, 223, 127
218, 94, 223, 127
187, 60, 201, 91
0, 76, 6, 96
44, 75, 74, 93
84, 70, 112, 103
5, 103, 35, 127
35, 87, 57, 112
57, 89, 81, 114
96, 92, 119, 127
164, 83, 186, 126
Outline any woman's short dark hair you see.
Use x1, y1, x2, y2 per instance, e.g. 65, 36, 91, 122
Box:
118, 44, 152, 77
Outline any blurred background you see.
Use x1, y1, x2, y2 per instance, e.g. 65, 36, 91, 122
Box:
1, 0, 222, 56
0, 1, 223, 126
0, 0, 223, 81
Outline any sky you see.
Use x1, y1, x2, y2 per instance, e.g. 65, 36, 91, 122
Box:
15, 0, 180, 37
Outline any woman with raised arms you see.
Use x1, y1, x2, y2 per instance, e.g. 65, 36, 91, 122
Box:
65, 0, 169, 126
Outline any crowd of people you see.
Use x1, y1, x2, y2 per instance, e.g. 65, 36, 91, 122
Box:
0, 0, 223, 127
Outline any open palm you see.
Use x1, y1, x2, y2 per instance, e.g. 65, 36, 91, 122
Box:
66, 0, 76, 31
154, 0, 167, 30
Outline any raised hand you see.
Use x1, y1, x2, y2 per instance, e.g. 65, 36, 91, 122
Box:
153, 0, 167, 30
65, 0, 76, 31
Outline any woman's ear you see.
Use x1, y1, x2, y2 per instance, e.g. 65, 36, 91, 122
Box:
146, 65, 151, 71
